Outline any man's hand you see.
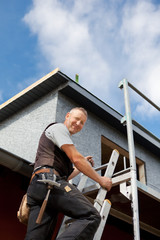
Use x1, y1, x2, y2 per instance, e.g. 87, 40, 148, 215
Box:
85, 156, 94, 167
99, 176, 112, 191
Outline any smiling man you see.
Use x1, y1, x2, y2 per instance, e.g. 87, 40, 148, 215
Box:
25, 107, 112, 240
64, 108, 87, 134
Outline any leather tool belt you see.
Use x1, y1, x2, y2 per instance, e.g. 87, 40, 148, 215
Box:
30, 166, 60, 183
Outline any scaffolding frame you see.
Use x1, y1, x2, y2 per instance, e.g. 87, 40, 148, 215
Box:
118, 78, 160, 240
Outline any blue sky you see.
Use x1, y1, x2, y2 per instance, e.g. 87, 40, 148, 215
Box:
0, 0, 159, 138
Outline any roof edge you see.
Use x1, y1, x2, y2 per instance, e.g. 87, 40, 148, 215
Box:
0, 147, 33, 177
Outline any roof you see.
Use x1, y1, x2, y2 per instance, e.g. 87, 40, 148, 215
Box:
0, 68, 159, 157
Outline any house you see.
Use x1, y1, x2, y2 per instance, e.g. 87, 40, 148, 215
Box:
0, 68, 160, 239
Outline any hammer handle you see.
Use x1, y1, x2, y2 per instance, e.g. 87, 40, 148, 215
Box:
36, 189, 51, 224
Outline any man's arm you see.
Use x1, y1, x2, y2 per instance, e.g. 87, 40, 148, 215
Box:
68, 156, 94, 180
61, 144, 112, 191
67, 167, 80, 180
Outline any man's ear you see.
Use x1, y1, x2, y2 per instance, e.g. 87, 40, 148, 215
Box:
65, 112, 70, 120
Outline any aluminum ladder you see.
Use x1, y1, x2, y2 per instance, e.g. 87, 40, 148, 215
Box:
57, 149, 119, 239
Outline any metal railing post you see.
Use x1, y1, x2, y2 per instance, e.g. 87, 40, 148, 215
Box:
119, 78, 140, 240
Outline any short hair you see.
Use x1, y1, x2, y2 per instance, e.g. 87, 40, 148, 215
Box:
70, 107, 88, 118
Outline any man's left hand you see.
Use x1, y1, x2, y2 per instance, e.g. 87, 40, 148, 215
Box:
85, 156, 94, 167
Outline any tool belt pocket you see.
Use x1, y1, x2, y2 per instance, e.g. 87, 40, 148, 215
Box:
17, 193, 30, 225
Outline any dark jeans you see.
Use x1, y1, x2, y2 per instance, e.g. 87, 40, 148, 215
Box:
25, 173, 101, 240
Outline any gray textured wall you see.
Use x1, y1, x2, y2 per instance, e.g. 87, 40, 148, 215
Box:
0, 91, 58, 162
135, 144, 160, 192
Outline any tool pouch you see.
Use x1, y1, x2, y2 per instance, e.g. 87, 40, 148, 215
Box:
17, 193, 30, 225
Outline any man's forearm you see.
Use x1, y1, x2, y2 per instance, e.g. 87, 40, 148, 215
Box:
68, 167, 80, 180
74, 156, 112, 191
61, 144, 112, 190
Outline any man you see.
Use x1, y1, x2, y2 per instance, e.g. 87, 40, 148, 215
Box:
25, 107, 112, 240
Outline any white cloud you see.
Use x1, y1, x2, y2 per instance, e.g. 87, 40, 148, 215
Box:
120, 0, 160, 117
23, 0, 160, 120
23, 0, 112, 98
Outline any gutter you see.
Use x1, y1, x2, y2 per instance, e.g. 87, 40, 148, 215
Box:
0, 147, 33, 177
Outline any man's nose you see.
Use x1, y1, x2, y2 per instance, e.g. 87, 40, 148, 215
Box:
76, 120, 81, 126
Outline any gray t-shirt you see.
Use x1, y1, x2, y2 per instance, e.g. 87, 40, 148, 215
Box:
45, 123, 74, 148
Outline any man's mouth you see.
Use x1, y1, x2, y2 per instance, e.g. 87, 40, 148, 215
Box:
72, 125, 79, 131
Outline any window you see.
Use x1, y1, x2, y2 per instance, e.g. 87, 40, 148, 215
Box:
101, 135, 146, 184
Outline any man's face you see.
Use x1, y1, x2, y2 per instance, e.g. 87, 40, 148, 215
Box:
64, 109, 87, 135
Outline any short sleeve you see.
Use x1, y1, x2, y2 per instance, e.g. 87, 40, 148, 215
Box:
45, 123, 74, 148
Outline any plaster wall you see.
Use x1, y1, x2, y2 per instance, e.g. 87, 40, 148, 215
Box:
0, 91, 58, 162
135, 145, 160, 192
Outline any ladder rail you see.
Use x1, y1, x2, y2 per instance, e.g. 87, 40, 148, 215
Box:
93, 200, 111, 240
93, 149, 119, 240
94, 149, 119, 212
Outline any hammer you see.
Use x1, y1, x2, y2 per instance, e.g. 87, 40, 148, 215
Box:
36, 175, 61, 224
